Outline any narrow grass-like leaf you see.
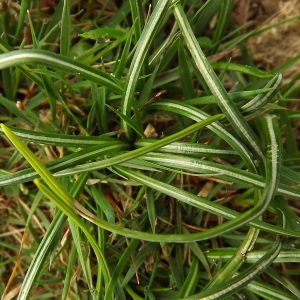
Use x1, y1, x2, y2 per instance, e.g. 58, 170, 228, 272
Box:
123, 284, 144, 300
205, 227, 260, 289
17, 210, 67, 300
106, 104, 146, 138
0, 125, 118, 147
121, 242, 160, 288
113, 30, 133, 79
185, 237, 282, 299
17, 173, 88, 300
192, 0, 221, 35
2, 189, 43, 298
13, 0, 28, 44
266, 268, 300, 299
0, 94, 32, 125
60, 0, 71, 57
48, 114, 223, 176
208, 0, 234, 55
245, 280, 298, 300
168, 248, 184, 289
139, 52, 163, 107
178, 255, 200, 298
0, 124, 75, 201
144, 250, 160, 299
79, 28, 128, 40
27, 10, 58, 122
90, 30, 132, 64
206, 249, 300, 264
105, 239, 141, 300
149, 22, 179, 68
7, 115, 296, 243
92, 84, 108, 134
129, 0, 145, 42
148, 100, 256, 171
0, 37, 44, 86
121, 0, 172, 138
211, 62, 276, 78
61, 243, 77, 300
19, 106, 55, 133
186, 239, 212, 280
241, 73, 282, 113
185, 88, 273, 106
90, 185, 115, 224
174, 3, 265, 162
2, 165, 300, 245
134, 139, 237, 157
273, 197, 300, 232
146, 186, 157, 233
68, 218, 95, 296
179, 38, 195, 99
72, 39, 109, 63
140, 152, 299, 199
0, 124, 111, 292
34, 180, 111, 293
0, 50, 123, 93
1, 3, 300, 298
112, 166, 300, 240
0, 141, 129, 186
278, 107, 299, 159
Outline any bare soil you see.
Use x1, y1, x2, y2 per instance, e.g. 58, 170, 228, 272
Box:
234, 0, 300, 81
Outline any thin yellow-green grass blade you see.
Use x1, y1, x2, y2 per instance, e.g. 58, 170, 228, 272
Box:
0, 123, 111, 293
0, 124, 72, 204
34, 179, 111, 295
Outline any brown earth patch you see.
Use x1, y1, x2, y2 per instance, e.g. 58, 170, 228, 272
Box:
234, 0, 300, 81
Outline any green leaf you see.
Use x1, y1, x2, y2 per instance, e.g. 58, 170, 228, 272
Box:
79, 28, 128, 40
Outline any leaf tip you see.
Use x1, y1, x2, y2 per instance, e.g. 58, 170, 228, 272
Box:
0, 123, 9, 134
33, 179, 40, 186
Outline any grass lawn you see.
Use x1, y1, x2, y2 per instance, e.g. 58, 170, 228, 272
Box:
0, 1, 300, 299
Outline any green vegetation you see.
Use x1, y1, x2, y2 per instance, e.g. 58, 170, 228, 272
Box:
0, 1, 300, 299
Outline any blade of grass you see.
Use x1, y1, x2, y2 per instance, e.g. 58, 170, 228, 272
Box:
17, 172, 89, 300
204, 227, 260, 289
34, 179, 111, 296
241, 73, 282, 113
27, 10, 58, 122
61, 242, 77, 300
92, 83, 109, 134
43, 114, 224, 176
134, 139, 238, 157
120, 0, 172, 139
105, 239, 141, 300
186, 236, 283, 299
210, 62, 276, 79
0, 50, 123, 94
60, 0, 71, 57
245, 279, 298, 300
207, 0, 234, 55
206, 248, 300, 263
148, 100, 256, 172
0, 125, 119, 147
179, 37, 195, 99
173, 3, 265, 162
129, 0, 144, 42
178, 255, 200, 298
139, 152, 300, 200
0, 124, 111, 292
